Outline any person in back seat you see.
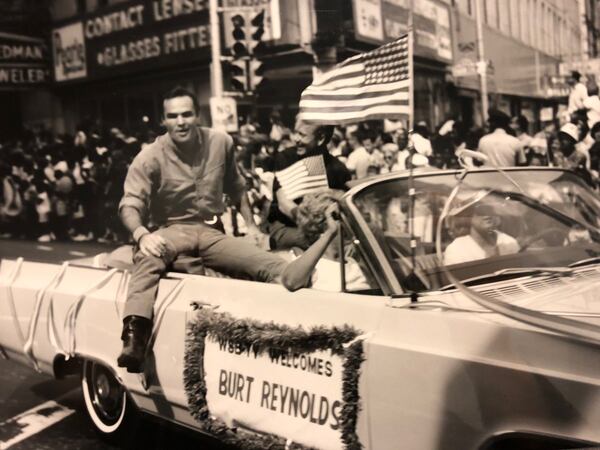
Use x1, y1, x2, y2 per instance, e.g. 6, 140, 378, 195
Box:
280, 190, 370, 292
117, 87, 287, 373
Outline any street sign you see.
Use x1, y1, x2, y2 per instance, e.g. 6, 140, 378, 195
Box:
210, 96, 238, 133
451, 58, 493, 78
451, 59, 477, 77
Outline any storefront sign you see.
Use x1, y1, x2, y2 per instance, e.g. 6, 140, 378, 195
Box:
53, 22, 87, 81
353, 0, 385, 42
0, 32, 51, 88
203, 338, 345, 450
452, 13, 561, 97
559, 58, 600, 77
52, 0, 211, 82
352, 0, 453, 63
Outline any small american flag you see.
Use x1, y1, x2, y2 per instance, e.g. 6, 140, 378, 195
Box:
276, 154, 329, 201
298, 34, 411, 125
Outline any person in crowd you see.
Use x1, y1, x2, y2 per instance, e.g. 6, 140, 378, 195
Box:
268, 117, 351, 250
116, 87, 288, 373
52, 169, 74, 241
553, 122, 593, 186
588, 122, 600, 177
268, 109, 291, 146
431, 119, 457, 169
280, 190, 370, 292
583, 82, 600, 129
478, 108, 526, 167
0, 161, 23, 238
394, 127, 410, 152
568, 70, 588, 114
412, 122, 433, 158
380, 143, 402, 173
510, 114, 532, 148
346, 128, 384, 179
444, 197, 519, 265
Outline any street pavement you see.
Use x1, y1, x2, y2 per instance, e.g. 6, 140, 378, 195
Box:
0, 239, 225, 450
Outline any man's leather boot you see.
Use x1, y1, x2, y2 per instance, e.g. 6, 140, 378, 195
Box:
117, 315, 152, 373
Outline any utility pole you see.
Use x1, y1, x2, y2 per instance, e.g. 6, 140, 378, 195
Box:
474, 0, 488, 124
209, 0, 224, 97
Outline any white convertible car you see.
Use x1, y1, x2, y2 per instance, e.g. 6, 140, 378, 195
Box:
2, 167, 600, 450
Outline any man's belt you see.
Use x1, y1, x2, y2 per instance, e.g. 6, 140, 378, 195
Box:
204, 215, 218, 225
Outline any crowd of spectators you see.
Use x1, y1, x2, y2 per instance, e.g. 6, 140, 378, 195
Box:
2, 99, 600, 244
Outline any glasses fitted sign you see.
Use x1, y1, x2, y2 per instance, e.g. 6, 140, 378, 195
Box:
52, 0, 211, 82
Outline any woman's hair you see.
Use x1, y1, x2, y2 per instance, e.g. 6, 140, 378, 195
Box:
296, 189, 343, 244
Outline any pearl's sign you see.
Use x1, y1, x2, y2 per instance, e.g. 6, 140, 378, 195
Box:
52, 22, 87, 82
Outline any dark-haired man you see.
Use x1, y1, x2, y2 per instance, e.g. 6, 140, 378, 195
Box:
268, 117, 350, 250
568, 70, 588, 114
117, 87, 287, 372
346, 128, 384, 179
478, 109, 526, 167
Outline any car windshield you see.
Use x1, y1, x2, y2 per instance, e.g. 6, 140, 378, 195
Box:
351, 169, 600, 292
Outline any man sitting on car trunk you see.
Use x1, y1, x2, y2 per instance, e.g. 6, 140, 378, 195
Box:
117, 87, 287, 373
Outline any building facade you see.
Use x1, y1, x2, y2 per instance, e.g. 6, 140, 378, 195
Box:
1, 0, 592, 137
451, 0, 584, 129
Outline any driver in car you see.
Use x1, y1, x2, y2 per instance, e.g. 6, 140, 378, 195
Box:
444, 200, 520, 265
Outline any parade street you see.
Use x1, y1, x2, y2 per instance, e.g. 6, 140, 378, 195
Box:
0, 357, 226, 450
3, 0, 600, 449
0, 239, 224, 450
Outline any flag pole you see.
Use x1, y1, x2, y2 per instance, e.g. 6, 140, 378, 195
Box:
407, 0, 418, 302
407, 3, 414, 131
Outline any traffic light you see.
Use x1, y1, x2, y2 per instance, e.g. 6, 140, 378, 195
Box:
231, 14, 248, 57
249, 10, 266, 56
229, 59, 248, 92
249, 59, 264, 90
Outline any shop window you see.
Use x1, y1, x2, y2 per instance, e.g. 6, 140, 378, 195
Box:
77, 0, 86, 14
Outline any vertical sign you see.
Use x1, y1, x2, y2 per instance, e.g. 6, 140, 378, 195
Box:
353, 0, 385, 42
210, 96, 238, 132
52, 22, 87, 81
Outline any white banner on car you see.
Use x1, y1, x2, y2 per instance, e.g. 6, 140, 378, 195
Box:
203, 338, 345, 450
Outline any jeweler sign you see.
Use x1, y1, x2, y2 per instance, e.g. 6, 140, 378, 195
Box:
203, 337, 345, 450
52, 0, 211, 82
0, 32, 50, 88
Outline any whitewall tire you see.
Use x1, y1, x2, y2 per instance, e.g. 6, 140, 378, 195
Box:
82, 360, 138, 440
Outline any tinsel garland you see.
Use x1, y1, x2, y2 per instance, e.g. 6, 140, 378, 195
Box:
183, 306, 365, 450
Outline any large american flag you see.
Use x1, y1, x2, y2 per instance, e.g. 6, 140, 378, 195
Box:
298, 34, 411, 125
276, 154, 329, 201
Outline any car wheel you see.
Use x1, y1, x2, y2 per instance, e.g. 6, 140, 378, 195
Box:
81, 360, 139, 442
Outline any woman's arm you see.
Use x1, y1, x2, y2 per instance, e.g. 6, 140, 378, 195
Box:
280, 204, 338, 291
